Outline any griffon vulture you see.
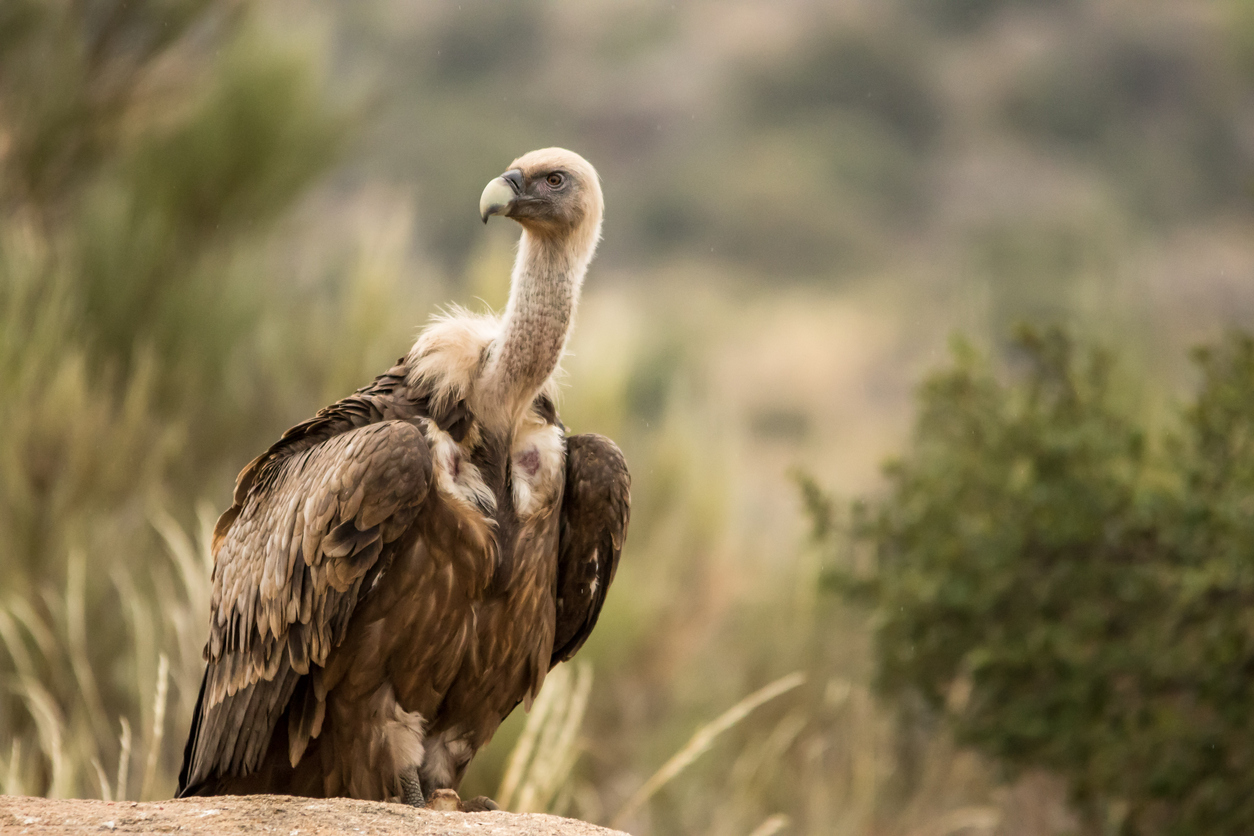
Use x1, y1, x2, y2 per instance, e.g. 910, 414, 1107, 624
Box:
177, 148, 629, 812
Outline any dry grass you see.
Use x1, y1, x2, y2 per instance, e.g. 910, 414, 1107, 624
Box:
498, 662, 594, 814
610, 673, 806, 830
0, 508, 212, 801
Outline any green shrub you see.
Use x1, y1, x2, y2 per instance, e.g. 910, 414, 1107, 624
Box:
822, 327, 1254, 835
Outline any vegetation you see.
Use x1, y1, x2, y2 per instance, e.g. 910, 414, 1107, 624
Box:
820, 328, 1254, 835
0, 0, 422, 804
1, 1, 1252, 835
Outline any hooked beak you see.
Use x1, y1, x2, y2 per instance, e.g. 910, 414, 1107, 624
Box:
479, 169, 525, 223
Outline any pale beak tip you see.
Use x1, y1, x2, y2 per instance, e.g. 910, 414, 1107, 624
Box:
479, 176, 517, 225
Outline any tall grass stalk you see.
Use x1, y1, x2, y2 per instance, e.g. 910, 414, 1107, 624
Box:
0, 512, 205, 800
5, 599, 59, 676
747, 814, 791, 836
498, 662, 594, 813
65, 550, 111, 770
115, 718, 132, 802
609, 672, 806, 830
19, 680, 70, 798
0, 609, 36, 684
3, 741, 22, 796
89, 756, 112, 802
908, 806, 1000, 836
728, 710, 808, 801
139, 654, 170, 801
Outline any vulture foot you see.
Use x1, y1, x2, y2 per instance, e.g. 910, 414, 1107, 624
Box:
420, 789, 498, 812
400, 765, 424, 807
459, 795, 501, 812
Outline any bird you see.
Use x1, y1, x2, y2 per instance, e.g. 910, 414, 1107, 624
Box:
176, 148, 629, 812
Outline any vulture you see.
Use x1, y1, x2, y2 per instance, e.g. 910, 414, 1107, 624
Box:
177, 148, 630, 812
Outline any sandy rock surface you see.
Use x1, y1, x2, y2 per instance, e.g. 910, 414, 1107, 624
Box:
0, 794, 629, 835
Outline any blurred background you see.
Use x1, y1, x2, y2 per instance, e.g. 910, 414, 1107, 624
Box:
1, 0, 1252, 834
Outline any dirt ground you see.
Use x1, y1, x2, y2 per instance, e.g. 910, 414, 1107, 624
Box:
0, 795, 629, 835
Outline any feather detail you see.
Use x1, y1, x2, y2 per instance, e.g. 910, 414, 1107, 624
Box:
551, 434, 630, 667
179, 411, 431, 795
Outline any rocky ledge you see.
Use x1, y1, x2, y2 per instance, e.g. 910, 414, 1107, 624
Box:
0, 794, 629, 835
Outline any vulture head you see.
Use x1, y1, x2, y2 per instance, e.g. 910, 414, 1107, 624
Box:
479, 147, 603, 245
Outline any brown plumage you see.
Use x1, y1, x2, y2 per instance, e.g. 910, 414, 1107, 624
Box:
177, 149, 629, 808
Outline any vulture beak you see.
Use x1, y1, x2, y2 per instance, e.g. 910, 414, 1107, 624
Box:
479, 169, 525, 223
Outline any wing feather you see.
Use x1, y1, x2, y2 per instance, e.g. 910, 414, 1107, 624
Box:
178, 402, 432, 795
551, 434, 630, 668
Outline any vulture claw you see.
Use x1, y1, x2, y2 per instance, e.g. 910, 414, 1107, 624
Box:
460, 795, 500, 813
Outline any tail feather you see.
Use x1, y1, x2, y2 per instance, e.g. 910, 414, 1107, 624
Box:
176, 666, 209, 797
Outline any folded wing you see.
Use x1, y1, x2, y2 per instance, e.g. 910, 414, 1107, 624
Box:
551, 433, 630, 667
179, 412, 432, 794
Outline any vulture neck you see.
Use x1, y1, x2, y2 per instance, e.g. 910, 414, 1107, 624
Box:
485, 227, 594, 425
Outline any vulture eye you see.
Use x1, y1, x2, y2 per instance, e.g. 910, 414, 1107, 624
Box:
546, 172, 565, 188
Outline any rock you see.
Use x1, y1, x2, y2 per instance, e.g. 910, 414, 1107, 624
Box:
0, 794, 630, 835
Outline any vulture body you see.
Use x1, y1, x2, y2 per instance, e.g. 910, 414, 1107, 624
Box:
177, 149, 629, 809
